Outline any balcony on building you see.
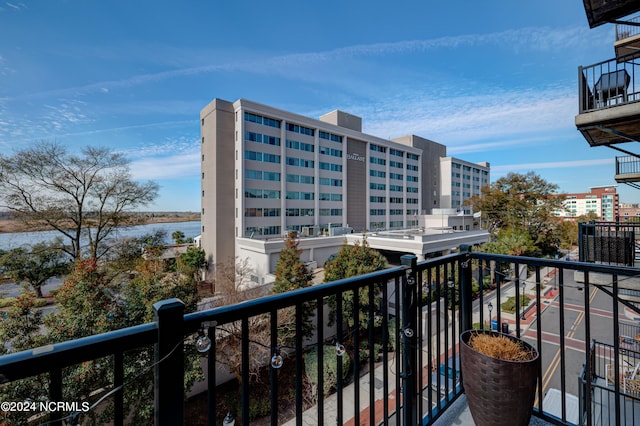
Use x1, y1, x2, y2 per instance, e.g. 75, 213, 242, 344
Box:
615, 155, 640, 186
575, 54, 640, 149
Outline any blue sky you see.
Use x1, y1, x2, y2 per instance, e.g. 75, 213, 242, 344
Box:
0, 1, 630, 211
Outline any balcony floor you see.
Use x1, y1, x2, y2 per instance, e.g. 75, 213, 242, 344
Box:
433, 394, 554, 426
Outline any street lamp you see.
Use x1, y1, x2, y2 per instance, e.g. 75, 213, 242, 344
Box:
521, 282, 526, 320
487, 302, 493, 330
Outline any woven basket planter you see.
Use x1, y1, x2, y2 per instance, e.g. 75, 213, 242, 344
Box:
460, 329, 540, 426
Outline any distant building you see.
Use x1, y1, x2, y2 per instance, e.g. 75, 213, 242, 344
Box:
199, 98, 490, 280
439, 157, 490, 213
619, 203, 640, 222
555, 185, 619, 221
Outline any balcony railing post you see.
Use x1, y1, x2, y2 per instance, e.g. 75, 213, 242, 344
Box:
400, 254, 418, 425
578, 65, 585, 113
153, 298, 185, 426
459, 245, 473, 332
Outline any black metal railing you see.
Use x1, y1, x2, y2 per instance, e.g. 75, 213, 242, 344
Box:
1, 247, 640, 425
616, 15, 640, 42
578, 54, 640, 113
578, 221, 636, 266
616, 155, 640, 181
581, 341, 640, 425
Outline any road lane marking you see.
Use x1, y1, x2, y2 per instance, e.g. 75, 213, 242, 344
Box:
537, 286, 599, 406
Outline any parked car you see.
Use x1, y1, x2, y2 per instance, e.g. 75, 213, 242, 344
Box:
431, 355, 460, 395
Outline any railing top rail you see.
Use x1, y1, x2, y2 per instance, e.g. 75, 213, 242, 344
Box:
0, 322, 157, 382
580, 52, 640, 71
470, 251, 640, 277
183, 263, 411, 332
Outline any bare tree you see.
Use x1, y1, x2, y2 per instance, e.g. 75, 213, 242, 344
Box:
0, 142, 159, 260
212, 257, 297, 384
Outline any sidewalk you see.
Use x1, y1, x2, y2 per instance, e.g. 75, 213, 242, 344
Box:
281, 356, 400, 426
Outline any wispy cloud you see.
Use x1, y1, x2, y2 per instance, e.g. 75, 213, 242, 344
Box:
4, 2, 26, 11
1, 26, 605, 103
356, 84, 576, 149
491, 158, 613, 173
130, 151, 200, 180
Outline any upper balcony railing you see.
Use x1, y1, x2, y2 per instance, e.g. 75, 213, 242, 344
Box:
578, 54, 640, 114
1, 247, 640, 425
616, 14, 640, 42
615, 155, 640, 182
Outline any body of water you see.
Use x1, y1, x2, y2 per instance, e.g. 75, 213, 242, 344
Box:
0, 221, 202, 251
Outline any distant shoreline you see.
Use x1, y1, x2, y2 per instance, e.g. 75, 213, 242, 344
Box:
0, 212, 201, 234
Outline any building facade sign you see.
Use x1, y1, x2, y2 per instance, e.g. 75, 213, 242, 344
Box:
347, 152, 365, 162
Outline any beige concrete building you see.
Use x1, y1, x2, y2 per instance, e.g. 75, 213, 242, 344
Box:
200, 98, 490, 280
439, 157, 490, 213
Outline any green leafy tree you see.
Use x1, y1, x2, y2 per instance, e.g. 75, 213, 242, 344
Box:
0, 291, 47, 354
0, 242, 70, 298
0, 142, 159, 260
0, 292, 50, 425
273, 232, 314, 341
0, 252, 202, 425
179, 246, 207, 279
466, 171, 565, 256
479, 229, 538, 256
324, 237, 387, 330
172, 230, 186, 244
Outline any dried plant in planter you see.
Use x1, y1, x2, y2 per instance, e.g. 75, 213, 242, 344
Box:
460, 329, 540, 426
467, 332, 537, 362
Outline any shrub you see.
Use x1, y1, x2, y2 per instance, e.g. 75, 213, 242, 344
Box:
387, 318, 397, 351
32, 298, 48, 308
0, 298, 15, 308
304, 345, 352, 397
501, 295, 530, 314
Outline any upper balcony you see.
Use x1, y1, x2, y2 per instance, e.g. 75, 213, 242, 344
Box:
615, 15, 640, 60
1, 248, 639, 425
576, 55, 640, 148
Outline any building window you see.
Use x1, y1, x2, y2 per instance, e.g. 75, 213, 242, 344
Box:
245, 112, 281, 128
320, 193, 343, 201
286, 123, 314, 136
319, 131, 342, 143
319, 146, 342, 157
370, 156, 386, 165
319, 162, 343, 172
370, 144, 386, 153
286, 139, 315, 152
320, 208, 342, 216
320, 178, 343, 187
286, 157, 314, 168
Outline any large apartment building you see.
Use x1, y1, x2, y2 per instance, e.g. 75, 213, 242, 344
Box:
555, 185, 619, 221
200, 98, 488, 278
